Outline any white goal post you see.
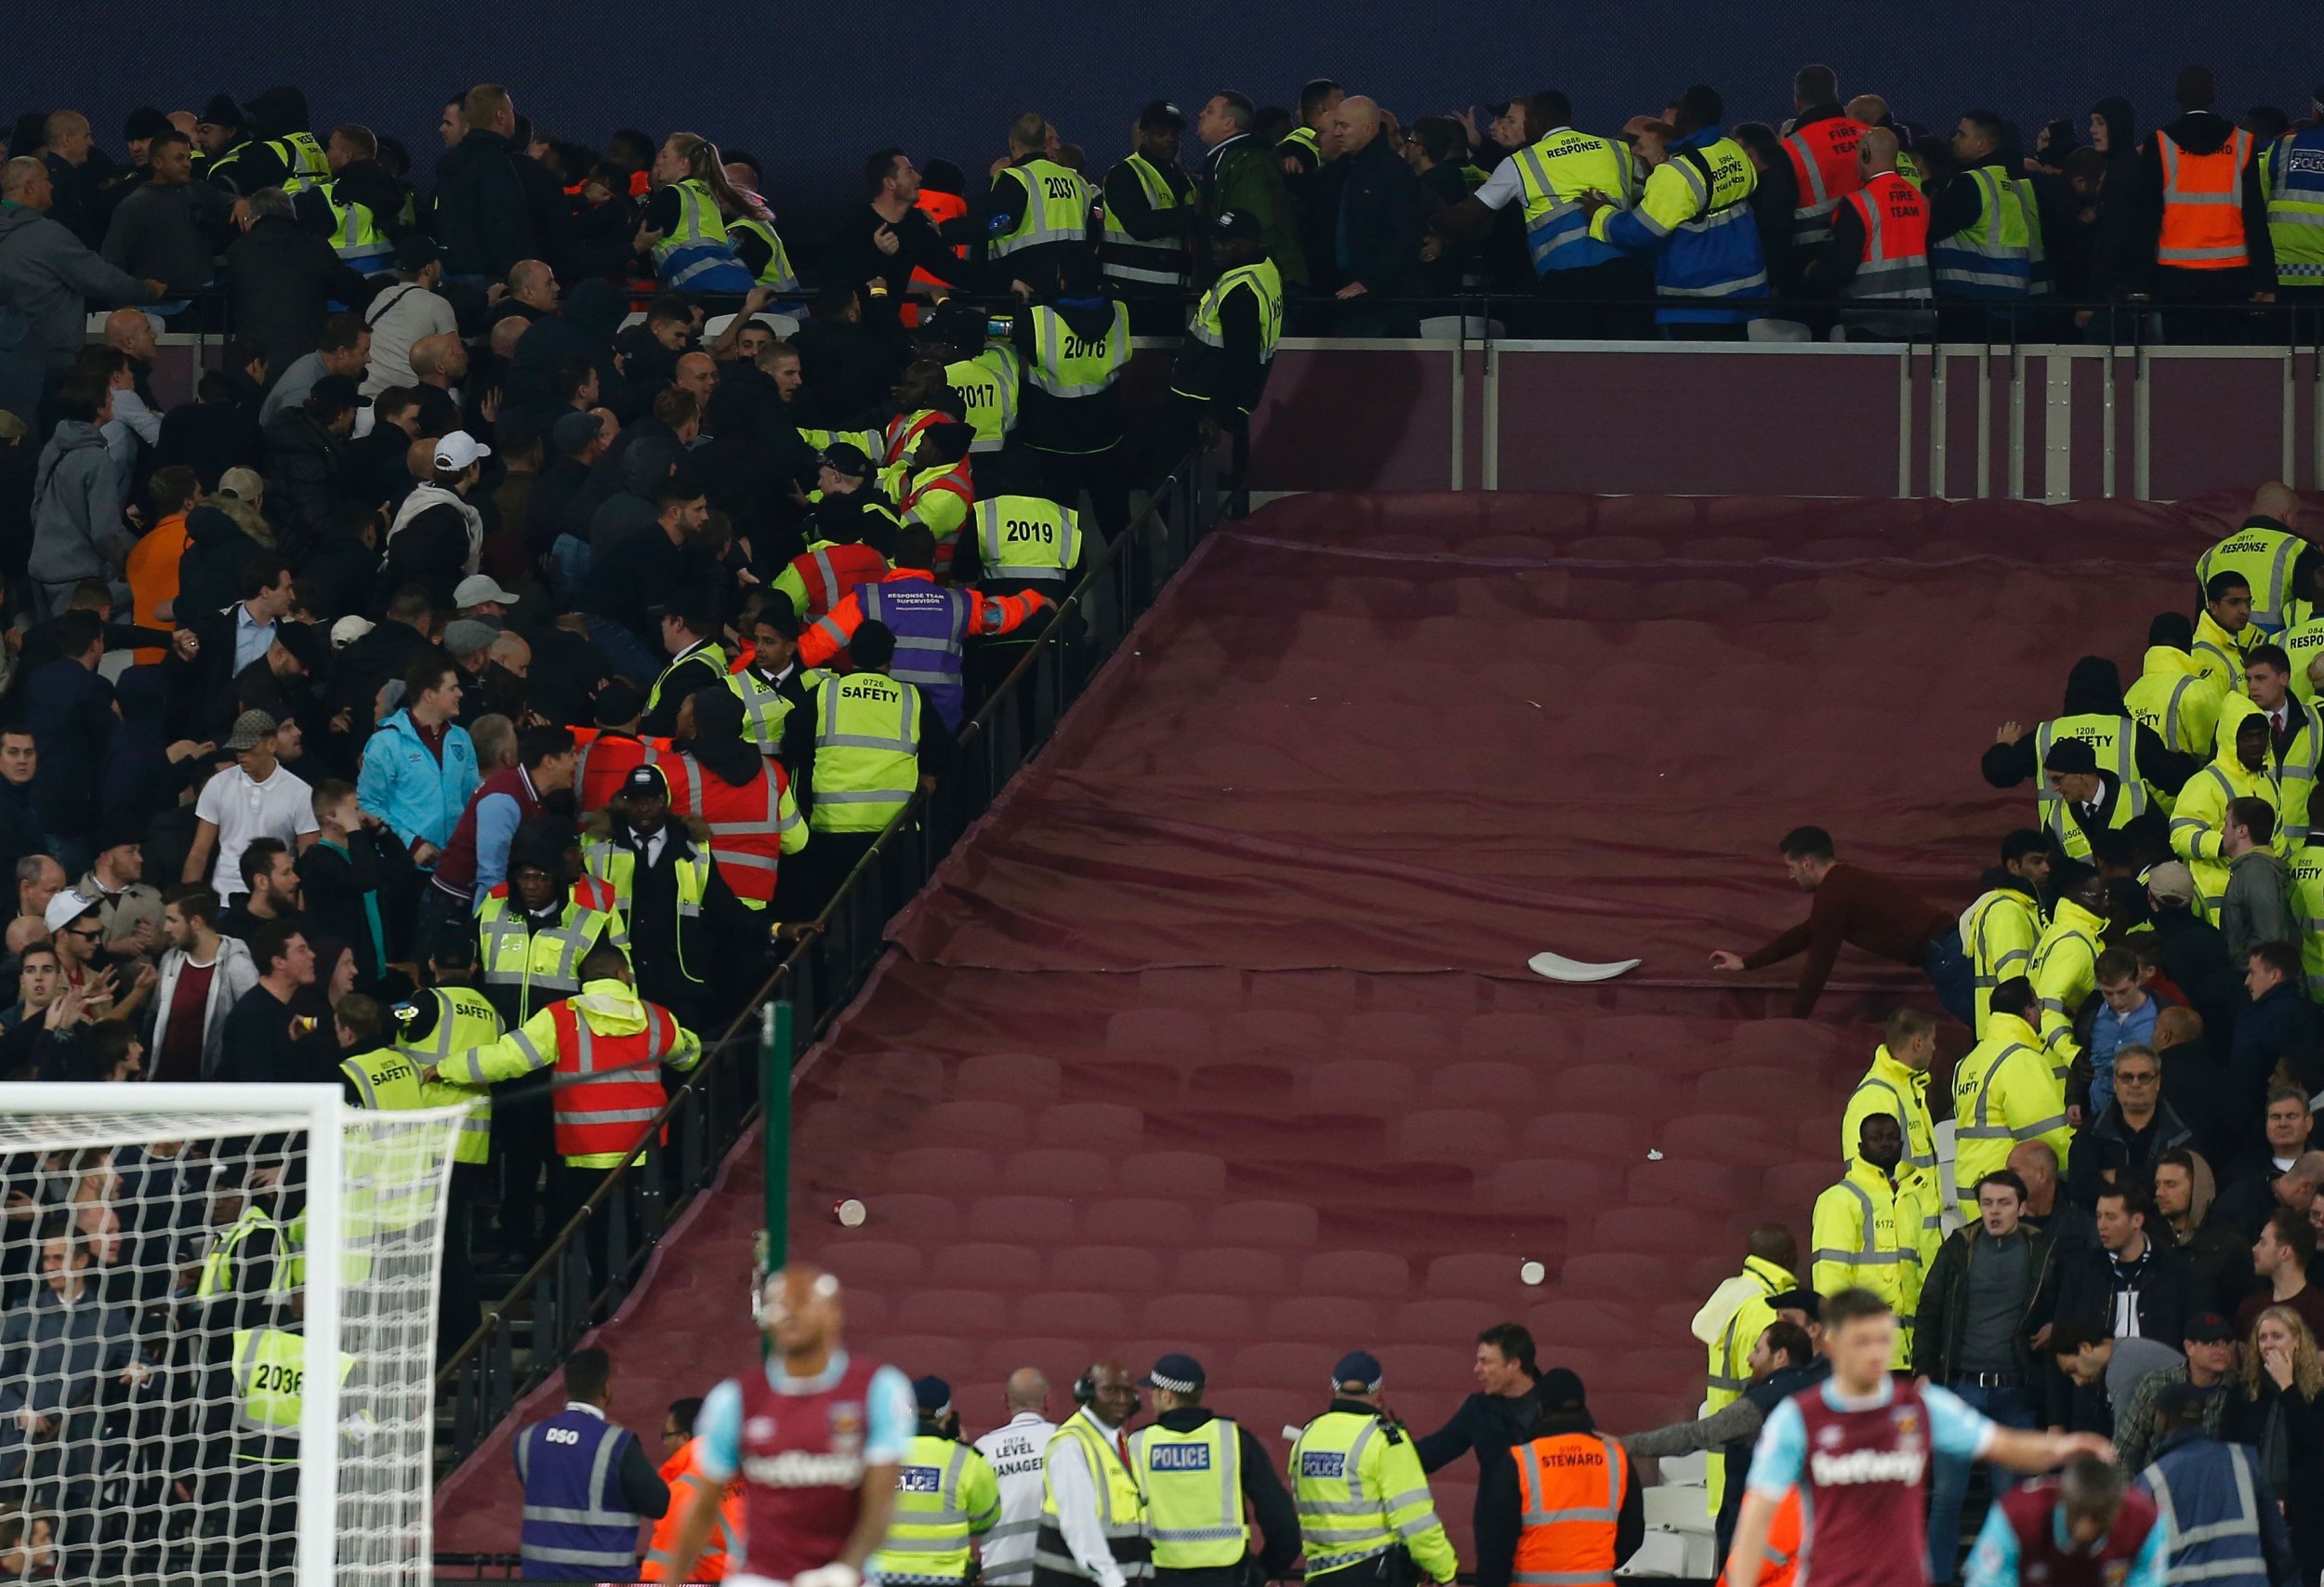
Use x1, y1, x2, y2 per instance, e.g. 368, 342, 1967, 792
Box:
0, 1083, 465, 1587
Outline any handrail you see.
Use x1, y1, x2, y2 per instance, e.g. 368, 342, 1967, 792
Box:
115, 281, 2324, 340
429, 445, 1221, 1476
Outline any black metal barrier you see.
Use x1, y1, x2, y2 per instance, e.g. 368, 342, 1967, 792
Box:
429, 447, 1222, 1484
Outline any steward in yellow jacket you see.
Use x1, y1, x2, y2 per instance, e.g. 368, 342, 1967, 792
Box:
2027, 873, 2110, 1081
2171, 711, 2283, 917
1947, 978, 2073, 1220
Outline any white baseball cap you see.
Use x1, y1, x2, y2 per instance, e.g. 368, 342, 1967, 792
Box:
433, 430, 493, 470
454, 574, 521, 607
44, 889, 96, 934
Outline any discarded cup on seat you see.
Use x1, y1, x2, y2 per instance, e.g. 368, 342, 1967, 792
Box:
833, 1197, 867, 1227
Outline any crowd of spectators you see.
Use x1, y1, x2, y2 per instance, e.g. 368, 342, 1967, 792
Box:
6, 63, 2324, 1584
1681, 483, 2324, 1580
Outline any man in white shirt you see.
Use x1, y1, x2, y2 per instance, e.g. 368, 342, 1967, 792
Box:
182, 711, 318, 897
360, 233, 457, 397
974, 1369, 1060, 1587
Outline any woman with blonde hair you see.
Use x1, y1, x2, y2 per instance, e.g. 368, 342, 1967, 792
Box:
632, 131, 755, 292
2222, 1303, 2324, 1580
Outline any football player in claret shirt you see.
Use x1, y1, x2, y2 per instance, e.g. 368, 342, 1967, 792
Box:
1724, 1289, 2110, 1587
660, 1266, 915, 1587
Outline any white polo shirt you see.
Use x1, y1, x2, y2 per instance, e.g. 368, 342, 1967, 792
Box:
195, 763, 319, 896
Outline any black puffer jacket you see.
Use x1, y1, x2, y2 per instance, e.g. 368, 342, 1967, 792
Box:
259, 406, 348, 564
175, 502, 269, 618
432, 130, 535, 279
2083, 98, 2147, 301
227, 216, 374, 379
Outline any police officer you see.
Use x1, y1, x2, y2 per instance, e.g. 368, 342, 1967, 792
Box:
1287, 1352, 1457, 1587
871, 1377, 1003, 1585
1034, 1359, 1149, 1587
2267, 107, 2324, 339
1474, 1369, 1643, 1587
298, 136, 393, 275
194, 93, 288, 197
1102, 102, 1198, 331
1128, 1353, 1299, 1587
977, 1369, 1063, 1587
799, 622, 952, 912
988, 112, 1093, 292
1165, 212, 1285, 461
1011, 251, 1133, 532
512, 1346, 670, 1580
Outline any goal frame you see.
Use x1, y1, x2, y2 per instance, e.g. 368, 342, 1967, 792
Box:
6, 1082, 348, 1587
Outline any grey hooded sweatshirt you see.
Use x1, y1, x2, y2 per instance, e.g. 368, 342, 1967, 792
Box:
0, 204, 153, 371
30, 420, 131, 585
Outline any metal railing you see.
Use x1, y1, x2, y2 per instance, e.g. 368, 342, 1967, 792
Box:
429, 445, 1224, 1481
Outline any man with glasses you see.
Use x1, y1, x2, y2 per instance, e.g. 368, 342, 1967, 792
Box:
2066, 1047, 2193, 1209
641, 1395, 741, 1582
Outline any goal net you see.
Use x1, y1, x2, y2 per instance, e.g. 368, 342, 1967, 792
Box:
0, 1083, 465, 1587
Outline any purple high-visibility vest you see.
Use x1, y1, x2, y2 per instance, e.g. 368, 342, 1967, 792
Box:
514, 1407, 645, 1580
861, 581, 971, 729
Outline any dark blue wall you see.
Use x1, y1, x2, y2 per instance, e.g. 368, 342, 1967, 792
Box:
19, 8, 2291, 207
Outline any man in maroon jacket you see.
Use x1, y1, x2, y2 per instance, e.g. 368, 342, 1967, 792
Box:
1710, 825, 1972, 1021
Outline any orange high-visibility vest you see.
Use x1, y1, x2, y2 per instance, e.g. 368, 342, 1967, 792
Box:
1511, 1433, 1630, 1587
692, 762, 796, 907
905, 189, 971, 327
786, 541, 889, 617
882, 408, 951, 467
571, 728, 697, 816
1714, 1488, 1800, 1587
1783, 116, 1868, 244
2158, 128, 2254, 270
1843, 171, 1933, 299
547, 997, 686, 1159
641, 1436, 744, 1581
